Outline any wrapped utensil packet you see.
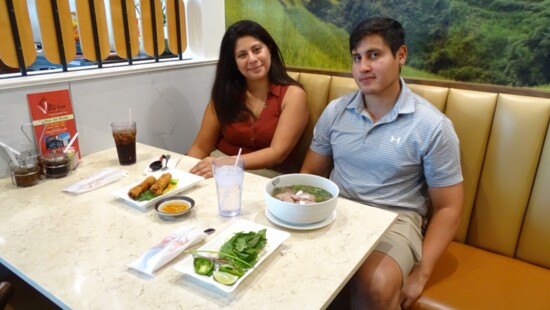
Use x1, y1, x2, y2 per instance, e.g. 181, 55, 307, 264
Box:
63, 168, 127, 194
128, 226, 207, 277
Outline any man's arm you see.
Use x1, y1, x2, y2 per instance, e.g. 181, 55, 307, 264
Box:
400, 182, 464, 308
300, 149, 332, 177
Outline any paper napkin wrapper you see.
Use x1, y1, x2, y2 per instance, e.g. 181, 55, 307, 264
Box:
63, 168, 127, 194
128, 226, 207, 277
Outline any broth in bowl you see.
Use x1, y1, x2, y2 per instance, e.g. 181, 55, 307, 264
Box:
271, 185, 333, 204
265, 174, 339, 225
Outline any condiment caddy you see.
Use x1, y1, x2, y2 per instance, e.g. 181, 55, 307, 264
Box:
3, 127, 80, 188
9, 149, 43, 188
10, 160, 41, 187
8, 149, 79, 188
41, 151, 71, 179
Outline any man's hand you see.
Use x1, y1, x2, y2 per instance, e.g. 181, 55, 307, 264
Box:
400, 264, 428, 309
400, 182, 464, 309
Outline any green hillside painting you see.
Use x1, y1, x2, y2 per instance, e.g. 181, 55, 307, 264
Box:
226, 0, 550, 90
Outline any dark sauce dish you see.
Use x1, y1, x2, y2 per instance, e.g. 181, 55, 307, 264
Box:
155, 196, 195, 217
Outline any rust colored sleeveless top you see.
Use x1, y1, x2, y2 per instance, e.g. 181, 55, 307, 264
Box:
216, 84, 299, 173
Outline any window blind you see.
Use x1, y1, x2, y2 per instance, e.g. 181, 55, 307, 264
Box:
0, 0, 187, 77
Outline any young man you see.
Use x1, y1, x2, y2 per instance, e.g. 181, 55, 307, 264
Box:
301, 17, 464, 309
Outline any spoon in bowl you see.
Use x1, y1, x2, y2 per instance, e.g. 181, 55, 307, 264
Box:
162, 154, 171, 171
204, 228, 215, 235
149, 155, 165, 171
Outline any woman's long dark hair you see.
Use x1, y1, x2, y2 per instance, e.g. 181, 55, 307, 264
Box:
211, 20, 301, 126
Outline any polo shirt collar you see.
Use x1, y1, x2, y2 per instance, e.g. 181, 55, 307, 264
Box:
393, 78, 415, 115
346, 78, 415, 118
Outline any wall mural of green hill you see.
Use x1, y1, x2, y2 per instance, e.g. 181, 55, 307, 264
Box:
226, 0, 550, 90
225, 0, 351, 72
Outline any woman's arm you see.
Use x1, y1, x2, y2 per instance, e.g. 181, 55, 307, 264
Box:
187, 102, 221, 160
189, 86, 308, 178
239, 85, 308, 169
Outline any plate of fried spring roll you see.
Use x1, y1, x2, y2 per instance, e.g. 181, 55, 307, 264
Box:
111, 169, 205, 210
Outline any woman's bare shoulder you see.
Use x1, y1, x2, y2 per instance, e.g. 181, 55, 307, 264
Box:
284, 84, 307, 102
281, 84, 307, 113
287, 84, 306, 94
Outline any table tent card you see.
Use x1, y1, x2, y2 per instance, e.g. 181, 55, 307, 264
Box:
27, 89, 81, 158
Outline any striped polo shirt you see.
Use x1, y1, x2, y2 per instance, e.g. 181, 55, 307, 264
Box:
310, 79, 463, 216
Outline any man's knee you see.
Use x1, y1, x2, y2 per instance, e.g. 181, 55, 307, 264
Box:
351, 252, 403, 309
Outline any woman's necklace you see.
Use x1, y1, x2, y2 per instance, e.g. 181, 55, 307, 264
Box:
246, 91, 268, 119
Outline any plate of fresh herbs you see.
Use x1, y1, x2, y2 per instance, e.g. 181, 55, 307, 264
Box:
175, 219, 290, 293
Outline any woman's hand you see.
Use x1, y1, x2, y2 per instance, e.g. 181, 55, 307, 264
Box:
189, 156, 216, 179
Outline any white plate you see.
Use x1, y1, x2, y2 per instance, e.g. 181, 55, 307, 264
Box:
265, 209, 336, 230
111, 169, 204, 211
174, 219, 290, 294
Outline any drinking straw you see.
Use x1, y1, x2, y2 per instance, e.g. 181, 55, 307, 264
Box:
0, 141, 19, 165
0, 141, 21, 156
38, 124, 46, 155
20, 123, 35, 145
63, 132, 79, 153
129, 107, 132, 124
235, 148, 242, 167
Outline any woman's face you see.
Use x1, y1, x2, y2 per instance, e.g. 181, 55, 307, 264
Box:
234, 35, 271, 82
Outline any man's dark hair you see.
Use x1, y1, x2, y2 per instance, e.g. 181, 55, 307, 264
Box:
349, 17, 405, 56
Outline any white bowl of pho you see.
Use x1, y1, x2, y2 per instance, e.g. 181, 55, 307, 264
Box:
265, 173, 339, 225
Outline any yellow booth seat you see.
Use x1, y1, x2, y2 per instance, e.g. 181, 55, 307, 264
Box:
287, 69, 550, 309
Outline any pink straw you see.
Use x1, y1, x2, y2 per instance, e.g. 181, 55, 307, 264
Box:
63, 132, 79, 153
235, 148, 242, 166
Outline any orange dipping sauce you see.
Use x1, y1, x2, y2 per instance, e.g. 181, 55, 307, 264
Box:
159, 201, 190, 213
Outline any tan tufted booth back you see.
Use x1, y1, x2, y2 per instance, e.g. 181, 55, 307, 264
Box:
289, 71, 550, 270
444, 89, 497, 242
290, 72, 331, 168
517, 123, 550, 268
468, 95, 550, 258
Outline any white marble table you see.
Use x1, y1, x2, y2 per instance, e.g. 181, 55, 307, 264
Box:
0, 143, 397, 309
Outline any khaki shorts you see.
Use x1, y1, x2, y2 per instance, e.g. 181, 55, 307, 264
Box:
373, 211, 423, 281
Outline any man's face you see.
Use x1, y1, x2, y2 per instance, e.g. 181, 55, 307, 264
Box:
351, 34, 406, 97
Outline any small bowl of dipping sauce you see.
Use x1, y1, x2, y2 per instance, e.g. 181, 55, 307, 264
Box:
155, 196, 195, 217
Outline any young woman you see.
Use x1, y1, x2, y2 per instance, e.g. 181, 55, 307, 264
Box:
187, 20, 308, 178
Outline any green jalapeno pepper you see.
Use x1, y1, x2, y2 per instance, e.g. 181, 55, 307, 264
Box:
193, 257, 214, 276
218, 264, 246, 277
